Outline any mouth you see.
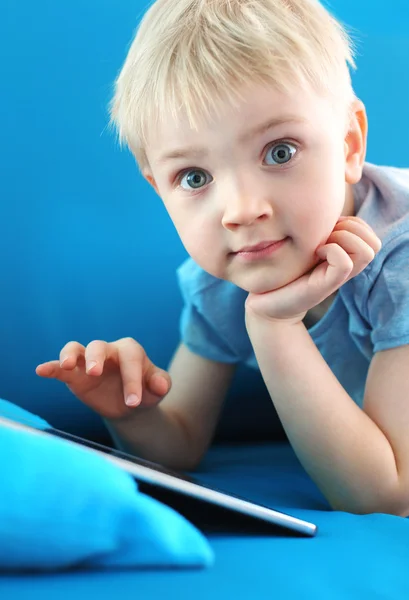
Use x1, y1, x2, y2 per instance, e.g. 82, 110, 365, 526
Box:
234, 240, 285, 253
230, 238, 289, 262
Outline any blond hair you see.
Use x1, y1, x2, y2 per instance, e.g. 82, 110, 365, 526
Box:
110, 0, 357, 170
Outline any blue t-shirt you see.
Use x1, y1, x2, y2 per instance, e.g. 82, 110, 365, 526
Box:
176, 163, 409, 408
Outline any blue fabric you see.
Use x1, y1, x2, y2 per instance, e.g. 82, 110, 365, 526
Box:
0, 399, 50, 431
177, 163, 409, 410
1, 443, 409, 598
0, 0, 409, 596
0, 400, 213, 572
0, 0, 408, 446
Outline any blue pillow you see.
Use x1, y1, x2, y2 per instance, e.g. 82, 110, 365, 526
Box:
0, 399, 213, 571
0, 398, 50, 431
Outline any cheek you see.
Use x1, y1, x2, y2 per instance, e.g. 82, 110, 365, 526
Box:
166, 207, 224, 275
286, 162, 346, 246
155, 181, 220, 268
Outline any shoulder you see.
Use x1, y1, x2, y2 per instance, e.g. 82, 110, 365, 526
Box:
351, 162, 409, 286
176, 259, 229, 316
353, 163, 409, 280
176, 257, 221, 300
343, 221, 409, 343
175, 258, 252, 363
341, 164, 409, 319
176, 257, 247, 308
355, 162, 409, 244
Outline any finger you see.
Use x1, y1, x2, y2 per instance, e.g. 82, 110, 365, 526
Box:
325, 230, 376, 274
333, 218, 382, 252
337, 216, 374, 230
115, 338, 146, 407
84, 340, 111, 375
35, 360, 78, 384
334, 216, 369, 232
315, 243, 353, 290
59, 341, 86, 370
145, 364, 172, 398
36, 361, 59, 377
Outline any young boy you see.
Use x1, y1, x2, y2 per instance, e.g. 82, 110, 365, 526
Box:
36, 0, 409, 516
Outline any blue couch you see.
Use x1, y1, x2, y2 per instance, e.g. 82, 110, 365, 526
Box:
1, 0, 409, 597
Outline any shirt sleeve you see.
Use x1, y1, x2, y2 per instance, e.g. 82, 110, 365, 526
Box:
366, 231, 409, 352
179, 301, 241, 363
176, 258, 240, 363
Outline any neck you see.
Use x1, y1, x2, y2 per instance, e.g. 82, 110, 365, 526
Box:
343, 183, 355, 217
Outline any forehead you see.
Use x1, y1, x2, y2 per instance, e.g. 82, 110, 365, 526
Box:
145, 82, 337, 163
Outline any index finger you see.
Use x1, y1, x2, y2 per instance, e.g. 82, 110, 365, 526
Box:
115, 338, 145, 407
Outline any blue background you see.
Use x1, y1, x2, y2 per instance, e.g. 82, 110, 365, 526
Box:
0, 0, 408, 439
1, 1, 409, 597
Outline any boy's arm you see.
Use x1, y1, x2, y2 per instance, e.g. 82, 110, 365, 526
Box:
244, 217, 409, 516
246, 316, 409, 516
106, 343, 236, 471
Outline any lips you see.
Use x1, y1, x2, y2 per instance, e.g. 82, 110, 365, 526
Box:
234, 240, 284, 253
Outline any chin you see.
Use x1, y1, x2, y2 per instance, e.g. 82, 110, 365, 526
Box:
232, 275, 287, 295
248, 283, 285, 295
233, 263, 309, 294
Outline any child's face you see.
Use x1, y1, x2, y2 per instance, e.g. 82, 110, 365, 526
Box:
144, 82, 363, 294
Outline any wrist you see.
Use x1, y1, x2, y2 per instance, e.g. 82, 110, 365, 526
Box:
245, 304, 306, 331
110, 403, 155, 423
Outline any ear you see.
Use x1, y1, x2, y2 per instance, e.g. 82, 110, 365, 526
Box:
143, 170, 160, 195
344, 98, 368, 185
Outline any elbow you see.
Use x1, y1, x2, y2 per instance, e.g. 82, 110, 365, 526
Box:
328, 492, 409, 517
329, 502, 409, 517
347, 506, 408, 518
166, 451, 203, 473
179, 446, 206, 472
182, 457, 202, 473
386, 497, 409, 518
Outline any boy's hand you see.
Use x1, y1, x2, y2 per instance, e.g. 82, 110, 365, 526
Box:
36, 338, 172, 420
245, 216, 382, 325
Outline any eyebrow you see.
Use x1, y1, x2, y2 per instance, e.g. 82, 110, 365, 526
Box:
156, 115, 307, 164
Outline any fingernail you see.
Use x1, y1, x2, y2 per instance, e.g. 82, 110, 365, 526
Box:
126, 394, 141, 407
60, 357, 68, 367
86, 361, 98, 373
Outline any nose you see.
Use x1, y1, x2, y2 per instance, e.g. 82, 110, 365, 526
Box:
221, 183, 273, 230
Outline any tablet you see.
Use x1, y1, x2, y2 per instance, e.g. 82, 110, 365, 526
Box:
0, 415, 317, 537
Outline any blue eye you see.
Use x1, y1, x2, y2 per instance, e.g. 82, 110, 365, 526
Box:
180, 169, 212, 190
264, 142, 297, 166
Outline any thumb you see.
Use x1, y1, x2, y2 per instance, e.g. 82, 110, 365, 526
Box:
144, 363, 172, 398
